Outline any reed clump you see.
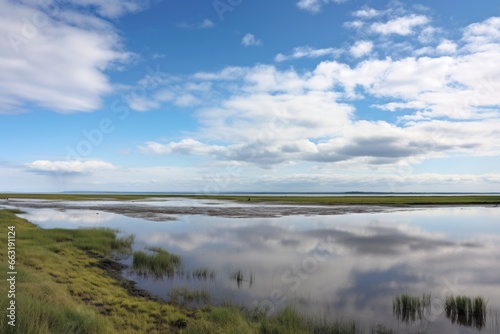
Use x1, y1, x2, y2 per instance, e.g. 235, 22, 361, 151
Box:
393, 293, 431, 323
445, 295, 486, 329
132, 247, 181, 278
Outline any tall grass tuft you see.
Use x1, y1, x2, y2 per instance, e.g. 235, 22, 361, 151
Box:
393, 293, 431, 323
445, 295, 486, 329
132, 247, 181, 278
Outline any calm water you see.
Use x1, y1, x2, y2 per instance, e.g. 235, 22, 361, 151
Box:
5, 199, 500, 333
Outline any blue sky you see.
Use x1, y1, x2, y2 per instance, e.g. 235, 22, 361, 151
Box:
1, 0, 500, 193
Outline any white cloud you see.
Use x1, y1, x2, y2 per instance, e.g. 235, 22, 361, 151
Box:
132, 16, 500, 172
26, 160, 115, 174
69, 0, 148, 18
275, 46, 342, 62
349, 40, 374, 58
139, 139, 225, 156
462, 16, 500, 51
0, 0, 138, 114
296, 0, 347, 14
371, 14, 429, 36
193, 67, 247, 81
353, 8, 381, 18
242, 33, 262, 47
344, 20, 364, 29
436, 39, 457, 54
178, 18, 215, 29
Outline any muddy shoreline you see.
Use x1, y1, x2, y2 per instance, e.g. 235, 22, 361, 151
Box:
0, 198, 422, 221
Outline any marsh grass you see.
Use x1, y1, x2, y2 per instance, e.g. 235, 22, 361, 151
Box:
1, 291, 108, 334
169, 287, 211, 306
0, 209, 189, 333
21, 227, 133, 256
132, 247, 182, 277
231, 269, 244, 285
2, 193, 500, 206
189, 267, 216, 280
231, 269, 255, 288
445, 295, 486, 329
393, 293, 431, 323
260, 306, 358, 334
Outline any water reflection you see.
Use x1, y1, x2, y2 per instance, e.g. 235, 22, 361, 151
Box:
6, 203, 500, 333
20, 208, 115, 225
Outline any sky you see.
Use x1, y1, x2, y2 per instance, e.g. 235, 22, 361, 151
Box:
1, 0, 500, 193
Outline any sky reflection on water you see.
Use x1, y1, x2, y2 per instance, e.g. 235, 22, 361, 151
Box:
10, 200, 500, 333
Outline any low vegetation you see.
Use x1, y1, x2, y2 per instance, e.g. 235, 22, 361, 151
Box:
0, 209, 369, 333
0, 209, 189, 333
393, 293, 431, 323
1, 193, 500, 206
445, 295, 486, 329
1, 208, 497, 333
169, 287, 211, 306
132, 247, 182, 278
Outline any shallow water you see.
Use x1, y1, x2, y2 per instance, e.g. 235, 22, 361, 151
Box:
4, 199, 500, 333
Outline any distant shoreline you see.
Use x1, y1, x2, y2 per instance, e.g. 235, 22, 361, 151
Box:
1, 193, 499, 208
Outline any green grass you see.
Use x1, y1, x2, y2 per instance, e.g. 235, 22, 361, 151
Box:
132, 247, 182, 278
169, 287, 211, 306
2, 193, 500, 206
260, 306, 358, 334
445, 295, 486, 329
393, 293, 431, 323
0, 209, 189, 333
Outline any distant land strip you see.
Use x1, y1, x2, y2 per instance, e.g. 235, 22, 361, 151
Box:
1, 193, 499, 206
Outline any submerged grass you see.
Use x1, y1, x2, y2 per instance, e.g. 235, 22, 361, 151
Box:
132, 247, 182, 278
445, 295, 486, 329
169, 287, 211, 306
393, 293, 431, 323
190, 267, 216, 280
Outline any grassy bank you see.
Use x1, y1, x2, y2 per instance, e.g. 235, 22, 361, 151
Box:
0, 209, 365, 333
0, 209, 189, 333
1, 193, 500, 205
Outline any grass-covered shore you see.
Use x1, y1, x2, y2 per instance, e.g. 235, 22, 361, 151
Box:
0, 209, 362, 333
1, 193, 500, 206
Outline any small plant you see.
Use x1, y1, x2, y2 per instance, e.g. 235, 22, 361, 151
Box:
393, 293, 431, 323
231, 269, 245, 287
445, 295, 486, 329
191, 268, 216, 280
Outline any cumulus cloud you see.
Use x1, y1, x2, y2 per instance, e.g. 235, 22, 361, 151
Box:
371, 14, 429, 35
139, 139, 225, 156
0, 0, 144, 114
296, 0, 348, 14
275, 46, 342, 62
241, 33, 262, 47
26, 160, 115, 174
436, 39, 457, 53
133, 15, 500, 173
349, 40, 374, 58
353, 8, 382, 18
